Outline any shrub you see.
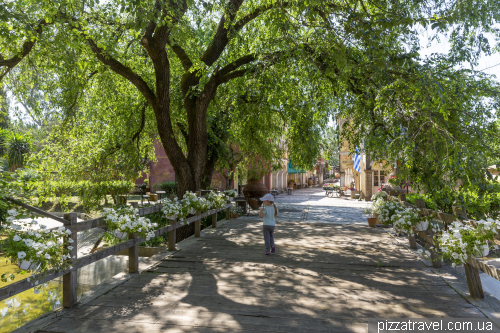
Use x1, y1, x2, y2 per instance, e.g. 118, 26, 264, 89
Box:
157, 181, 177, 196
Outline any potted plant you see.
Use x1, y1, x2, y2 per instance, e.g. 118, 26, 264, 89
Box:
230, 206, 244, 218
349, 187, 359, 199
362, 207, 378, 227
223, 189, 238, 199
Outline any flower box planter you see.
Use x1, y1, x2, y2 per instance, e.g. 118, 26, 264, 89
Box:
19, 260, 38, 271
416, 220, 429, 232
114, 230, 128, 239
350, 190, 360, 199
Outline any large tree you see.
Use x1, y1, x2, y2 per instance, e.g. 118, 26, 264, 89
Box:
2, 0, 499, 194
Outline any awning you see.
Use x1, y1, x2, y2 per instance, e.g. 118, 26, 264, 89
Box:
287, 158, 305, 174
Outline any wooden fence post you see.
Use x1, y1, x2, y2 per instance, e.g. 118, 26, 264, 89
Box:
195, 212, 201, 237
415, 199, 426, 209
168, 219, 176, 251
128, 233, 139, 273
464, 263, 484, 299
408, 235, 417, 249
428, 231, 442, 268
452, 205, 468, 220
212, 211, 217, 228
226, 201, 231, 220
63, 213, 78, 308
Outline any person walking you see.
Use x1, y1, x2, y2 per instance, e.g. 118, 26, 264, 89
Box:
259, 193, 278, 255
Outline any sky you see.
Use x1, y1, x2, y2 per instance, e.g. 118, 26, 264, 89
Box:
418, 27, 500, 81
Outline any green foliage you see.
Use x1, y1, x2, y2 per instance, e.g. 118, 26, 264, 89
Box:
406, 193, 438, 211
157, 182, 177, 196
29, 180, 134, 212
5, 131, 31, 171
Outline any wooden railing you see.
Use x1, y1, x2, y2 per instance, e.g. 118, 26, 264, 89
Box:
0, 199, 232, 308
396, 196, 500, 300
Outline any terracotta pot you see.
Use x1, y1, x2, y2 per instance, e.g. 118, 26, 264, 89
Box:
307, 179, 313, 186
231, 213, 238, 219
287, 181, 294, 188
367, 218, 378, 227
243, 180, 268, 210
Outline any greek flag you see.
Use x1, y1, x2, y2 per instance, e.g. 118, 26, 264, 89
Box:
354, 150, 361, 172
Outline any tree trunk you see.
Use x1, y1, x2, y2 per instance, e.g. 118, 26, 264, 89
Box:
200, 155, 218, 190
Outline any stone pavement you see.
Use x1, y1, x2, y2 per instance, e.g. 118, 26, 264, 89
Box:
31, 188, 493, 332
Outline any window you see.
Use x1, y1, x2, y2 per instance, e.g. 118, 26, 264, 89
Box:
380, 171, 385, 184
374, 171, 379, 186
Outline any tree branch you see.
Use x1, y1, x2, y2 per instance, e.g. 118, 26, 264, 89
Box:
85, 38, 157, 107
199, 0, 245, 66
167, 40, 193, 71
0, 19, 50, 69
233, 2, 289, 31
216, 54, 255, 77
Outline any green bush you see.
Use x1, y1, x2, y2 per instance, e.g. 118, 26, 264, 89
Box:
30, 180, 135, 211
157, 181, 177, 196
406, 193, 438, 211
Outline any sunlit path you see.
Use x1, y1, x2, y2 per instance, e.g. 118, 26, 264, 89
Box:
25, 187, 491, 332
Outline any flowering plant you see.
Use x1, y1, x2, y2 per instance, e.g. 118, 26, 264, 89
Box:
103, 206, 157, 240
371, 191, 388, 201
391, 207, 421, 235
206, 191, 228, 210
223, 189, 237, 198
231, 206, 244, 214
180, 191, 199, 216
437, 219, 499, 267
161, 197, 183, 220
0, 209, 73, 285
372, 199, 404, 225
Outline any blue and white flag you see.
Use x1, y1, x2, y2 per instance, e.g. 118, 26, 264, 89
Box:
354, 150, 361, 172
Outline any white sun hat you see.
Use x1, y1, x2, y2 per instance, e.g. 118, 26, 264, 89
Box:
259, 193, 275, 202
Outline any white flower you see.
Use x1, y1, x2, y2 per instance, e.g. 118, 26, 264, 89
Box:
65, 229, 71, 235
24, 239, 34, 247
13, 235, 21, 241
67, 246, 73, 251
39, 224, 47, 230
6, 216, 15, 223
44, 253, 51, 259
36, 251, 42, 257
68, 238, 74, 243
17, 251, 27, 259
7, 209, 18, 216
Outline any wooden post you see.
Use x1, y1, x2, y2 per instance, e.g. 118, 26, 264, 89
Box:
428, 231, 442, 268
63, 213, 78, 308
226, 201, 231, 220
168, 219, 176, 251
464, 263, 484, 299
415, 199, 426, 209
452, 205, 468, 220
399, 194, 407, 202
212, 211, 217, 228
195, 212, 201, 237
408, 234, 417, 249
128, 233, 139, 273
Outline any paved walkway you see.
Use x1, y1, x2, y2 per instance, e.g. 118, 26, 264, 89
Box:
33, 188, 492, 332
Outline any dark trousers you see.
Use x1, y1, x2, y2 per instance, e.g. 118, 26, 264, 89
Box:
263, 225, 275, 252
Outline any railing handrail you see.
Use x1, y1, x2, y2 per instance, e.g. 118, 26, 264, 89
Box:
0, 199, 233, 304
